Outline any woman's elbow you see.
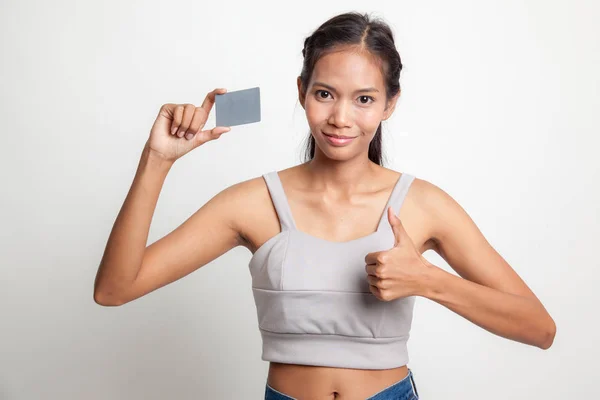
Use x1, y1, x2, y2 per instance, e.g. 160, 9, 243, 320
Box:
538, 318, 556, 350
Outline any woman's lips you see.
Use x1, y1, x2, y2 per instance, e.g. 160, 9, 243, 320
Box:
322, 132, 356, 146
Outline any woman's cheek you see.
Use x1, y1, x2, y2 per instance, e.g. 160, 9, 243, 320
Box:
305, 101, 323, 120
355, 113, 380, 133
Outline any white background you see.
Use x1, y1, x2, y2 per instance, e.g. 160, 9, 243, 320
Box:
1, 0, 598, 398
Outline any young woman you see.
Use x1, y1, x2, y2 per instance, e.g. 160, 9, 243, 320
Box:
94, 12, 556, 400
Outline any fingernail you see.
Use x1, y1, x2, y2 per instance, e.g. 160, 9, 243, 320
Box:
185, 133, 193, 140
171, 127, 177, 135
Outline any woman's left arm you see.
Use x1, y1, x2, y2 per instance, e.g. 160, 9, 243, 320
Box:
417, 179, 556, 349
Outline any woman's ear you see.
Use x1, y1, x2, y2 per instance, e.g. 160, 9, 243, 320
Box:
297, 76, 306, 109
382, 90, 401, 120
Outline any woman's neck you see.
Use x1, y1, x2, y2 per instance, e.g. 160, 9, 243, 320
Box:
302, 151, 380, 192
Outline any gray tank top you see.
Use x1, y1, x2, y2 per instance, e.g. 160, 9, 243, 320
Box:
249, 170, 417, 370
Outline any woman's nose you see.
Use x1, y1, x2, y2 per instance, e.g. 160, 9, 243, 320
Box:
327, 101, 352, 128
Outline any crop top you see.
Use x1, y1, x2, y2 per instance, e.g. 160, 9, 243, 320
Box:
248, 170, 417, 370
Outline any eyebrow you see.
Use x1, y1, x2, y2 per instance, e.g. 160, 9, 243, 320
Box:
312, 81, 380, 94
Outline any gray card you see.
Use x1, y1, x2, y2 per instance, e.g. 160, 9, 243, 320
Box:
215, 87, 261, 127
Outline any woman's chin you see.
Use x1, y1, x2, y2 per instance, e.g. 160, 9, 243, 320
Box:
314, 142, 361, 161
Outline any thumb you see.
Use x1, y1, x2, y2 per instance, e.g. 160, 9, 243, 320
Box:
192, 126, 231, 147
387, 206, 406, 247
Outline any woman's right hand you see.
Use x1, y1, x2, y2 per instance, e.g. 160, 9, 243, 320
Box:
145, 88, 231, 162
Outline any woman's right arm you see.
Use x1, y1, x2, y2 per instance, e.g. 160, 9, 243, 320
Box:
94, 89, 240, 306
93, 146, 244, 306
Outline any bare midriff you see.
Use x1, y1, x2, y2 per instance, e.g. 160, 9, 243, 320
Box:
267, 362, 409, 400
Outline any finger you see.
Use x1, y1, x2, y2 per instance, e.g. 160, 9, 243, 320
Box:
211, 126, 231, 135
387, 206, 405, 247
366, 274, 380, 286
364, 251, 380, 266
194, 126, 231, 146
369, 284, 382, 298
185, 107, 208, 140
368, 274, 389, 290
200, 88, 227, 115
171, 105, 184, 135
176, 104, 196, 138
365, 263, 376, 276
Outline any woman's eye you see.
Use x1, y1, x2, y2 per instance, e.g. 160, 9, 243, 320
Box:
315, 90, 374, 104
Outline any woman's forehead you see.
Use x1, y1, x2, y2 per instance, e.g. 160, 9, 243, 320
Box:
311, 50, 385, 90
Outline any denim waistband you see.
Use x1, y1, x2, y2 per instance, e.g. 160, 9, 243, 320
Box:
265, 368, 419, 400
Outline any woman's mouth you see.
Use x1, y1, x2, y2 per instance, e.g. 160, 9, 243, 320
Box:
322, 132, 357, 146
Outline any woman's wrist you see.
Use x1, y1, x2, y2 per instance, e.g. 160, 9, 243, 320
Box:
418, 262, 445, 299
141, 142, 174, 171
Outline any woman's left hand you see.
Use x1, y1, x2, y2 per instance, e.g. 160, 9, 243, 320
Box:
365, 206, 436, 301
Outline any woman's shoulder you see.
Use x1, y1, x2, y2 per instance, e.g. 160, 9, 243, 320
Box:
402, 173, 451, 209
207, 171, 279, 247
221, 164, 300, 195
399, 173, 471, 243
372, 167, 454, 218
217, 172, 271, 204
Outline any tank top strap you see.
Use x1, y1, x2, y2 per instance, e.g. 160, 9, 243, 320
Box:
262, 171, 298, 231
376, 172, 416, 231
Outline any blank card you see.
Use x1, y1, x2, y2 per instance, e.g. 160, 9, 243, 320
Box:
215, 87, 261, 127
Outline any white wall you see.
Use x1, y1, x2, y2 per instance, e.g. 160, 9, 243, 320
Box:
1, 0, 598, 398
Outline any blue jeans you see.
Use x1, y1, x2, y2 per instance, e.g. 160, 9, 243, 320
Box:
265, 368, 419, 400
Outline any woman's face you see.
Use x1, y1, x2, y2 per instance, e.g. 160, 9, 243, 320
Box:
298, 48, 399, 162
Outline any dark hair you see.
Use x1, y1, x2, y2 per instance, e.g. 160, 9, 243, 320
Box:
299, 12, 403, 166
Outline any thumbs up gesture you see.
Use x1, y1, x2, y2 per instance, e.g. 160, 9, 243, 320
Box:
365, 206, 435, 301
